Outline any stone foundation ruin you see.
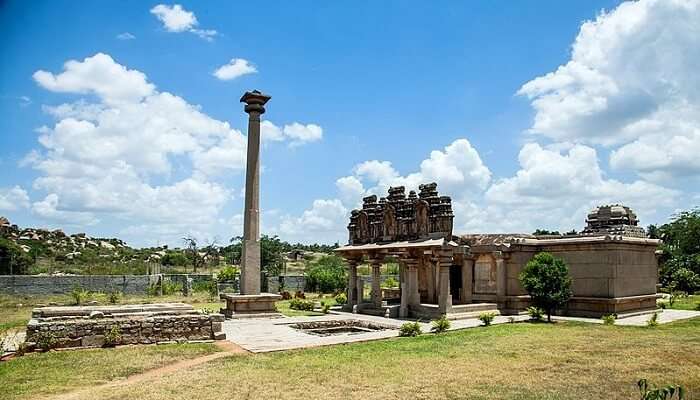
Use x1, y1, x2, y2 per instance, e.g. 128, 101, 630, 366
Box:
25, 303, 226, 351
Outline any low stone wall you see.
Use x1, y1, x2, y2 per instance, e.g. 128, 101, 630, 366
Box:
0, 275, 158, 295
25, 303, 225, 350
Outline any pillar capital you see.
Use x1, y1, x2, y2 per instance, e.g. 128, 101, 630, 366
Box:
241, 90, 271, 115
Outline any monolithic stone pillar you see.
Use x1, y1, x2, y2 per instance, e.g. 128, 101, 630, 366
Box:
399, 260, 409, 318
495, 252, 506, 299
371, 260, 382, 307
426, 258, 436, 303
240, 90, 271, 295
357, 277, 365, 304
437, 250, 453, 314
406, 258, 420, 307
347, 259, 358, 306
461, 257, 474, 304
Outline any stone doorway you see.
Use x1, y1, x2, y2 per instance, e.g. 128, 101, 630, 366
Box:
450, 265, 462, 304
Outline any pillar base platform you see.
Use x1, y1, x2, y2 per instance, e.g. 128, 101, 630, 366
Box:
220, 293, 282, 318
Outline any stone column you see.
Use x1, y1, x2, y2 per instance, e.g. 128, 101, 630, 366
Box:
399, 260, 409, 318
495, 252, 506, 299
426, 258, 436, 303
239, 90, 271, 295
461, 257, 474, 304
370, 259, 382, 307
406, 258, 420, 307
438, 250, 453, 314
347, 259, 358, 307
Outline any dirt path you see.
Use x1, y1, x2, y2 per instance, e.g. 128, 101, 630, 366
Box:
44, 341, 248, 400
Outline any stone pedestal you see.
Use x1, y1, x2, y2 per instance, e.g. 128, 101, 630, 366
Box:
220, 293, 282, 318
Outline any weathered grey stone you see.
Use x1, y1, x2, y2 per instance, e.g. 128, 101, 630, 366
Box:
89, 311, 104, 319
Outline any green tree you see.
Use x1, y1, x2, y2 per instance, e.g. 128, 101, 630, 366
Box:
229, 235, 285, 276
305, 254, 347, 293
532, 229, 561, 236
657, 208, 700, 293
519, 252, 572, 322
0, 237, 33, 274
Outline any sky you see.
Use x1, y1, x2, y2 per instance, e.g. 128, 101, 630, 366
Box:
1, 0, 699, 248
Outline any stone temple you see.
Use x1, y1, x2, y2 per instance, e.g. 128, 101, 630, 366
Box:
336, 184, 660, 319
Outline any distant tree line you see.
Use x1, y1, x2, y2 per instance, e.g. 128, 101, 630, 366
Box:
652, 208, 700, 294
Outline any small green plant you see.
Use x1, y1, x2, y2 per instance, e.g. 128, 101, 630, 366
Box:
399, 321, 422, 337
200, 307, 215, 314
321, 302, 331, 314
478, 312, 497, 326
107, 290, 122, 304
508, 317, 515, 323
289, 298, 315, 311
294, 291, 306, 299
526, 306, 544, 322
280, 291, 292, 300
430, 316, 451, 333
381, 276, 399, 288
70, 286, 90, 305
103, 325, 122, 348
658, 301, 668, 309
668, 291, 687, 308
602, 314, 616, 325
216, 266, 240, 282
647, 312, 659, 327
334, 292, 347, 305
35, 331, 58, 351
637, 378, 685, 399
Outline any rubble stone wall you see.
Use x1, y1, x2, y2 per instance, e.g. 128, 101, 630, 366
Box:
26, 312, 225, 349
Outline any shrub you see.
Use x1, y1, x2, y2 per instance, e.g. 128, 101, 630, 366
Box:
103, 325, 122, 347
381, 276, 399, 289
216, 266, 240, 283
430, 316, 451, 333
658, 301, 668, 309
334, 292, 347, 305
294, 291, 306, 299
321, 303, 331, 314
526, 306, 544, 322
305, 255, 347, 293
519, 252, 572, 322
289, 298, 315, 311
637, 378, 685, 400
35, 331, 58, 351
107, 290, 122, 304
602, 314, 616, 325
399, 321, 422, 337
479, 312, 497, 326
70, 286, 90, 305
647, 312, 659, 327
193, 280, 218, 297
280, 291, 292, 300
668, 291, 688, 307
162, 281, 183, 296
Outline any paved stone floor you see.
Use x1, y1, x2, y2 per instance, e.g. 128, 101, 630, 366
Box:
222, 309, 700, 353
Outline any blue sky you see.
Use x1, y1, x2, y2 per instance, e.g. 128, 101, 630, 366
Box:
1, 0, 698, 247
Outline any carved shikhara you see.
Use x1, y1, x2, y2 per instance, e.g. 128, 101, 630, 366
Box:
347, 183, 454, 244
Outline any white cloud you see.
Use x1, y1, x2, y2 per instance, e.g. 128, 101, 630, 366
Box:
277, 199, 347, 243
116, 32, 135, 40
213, 59, 257, 80
346, 138, 491, 202
33, 53, 155, 105
261, 121, 323, 146
150, 4, 218, 41
335, 176, 365, 207
518, 0, 700, 181
0, 186, 30, 211
32, 194, 98, 226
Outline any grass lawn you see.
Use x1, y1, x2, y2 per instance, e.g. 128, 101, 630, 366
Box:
667, 294, 700, 311
0, 343, 221, 400
10, 317, 693, 400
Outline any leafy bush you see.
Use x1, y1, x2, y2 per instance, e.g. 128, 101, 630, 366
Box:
526, 306, 544, 322
289, 298, 315, 311
294, 291, 306, 299
381, 276, 399, 288
193, 280, 218, 297
668, 291, 688, 307
305, 255, 347, 293
602, 314, 616, 325
162, 281, 182, 295
280, 291, 292, 300
70, 286, 90, 305
399, 321, 422, 337
647, 312, 659, 327
637, 378, 685, 399
479, 312, 497, 326
103, 325, 122, 347
334, 292, 347, 305
519, 252, 572, 322
430, 316, 451, 333
107, 290, 122, 304
321, 302, 331, 314
216, 266, 240, 283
